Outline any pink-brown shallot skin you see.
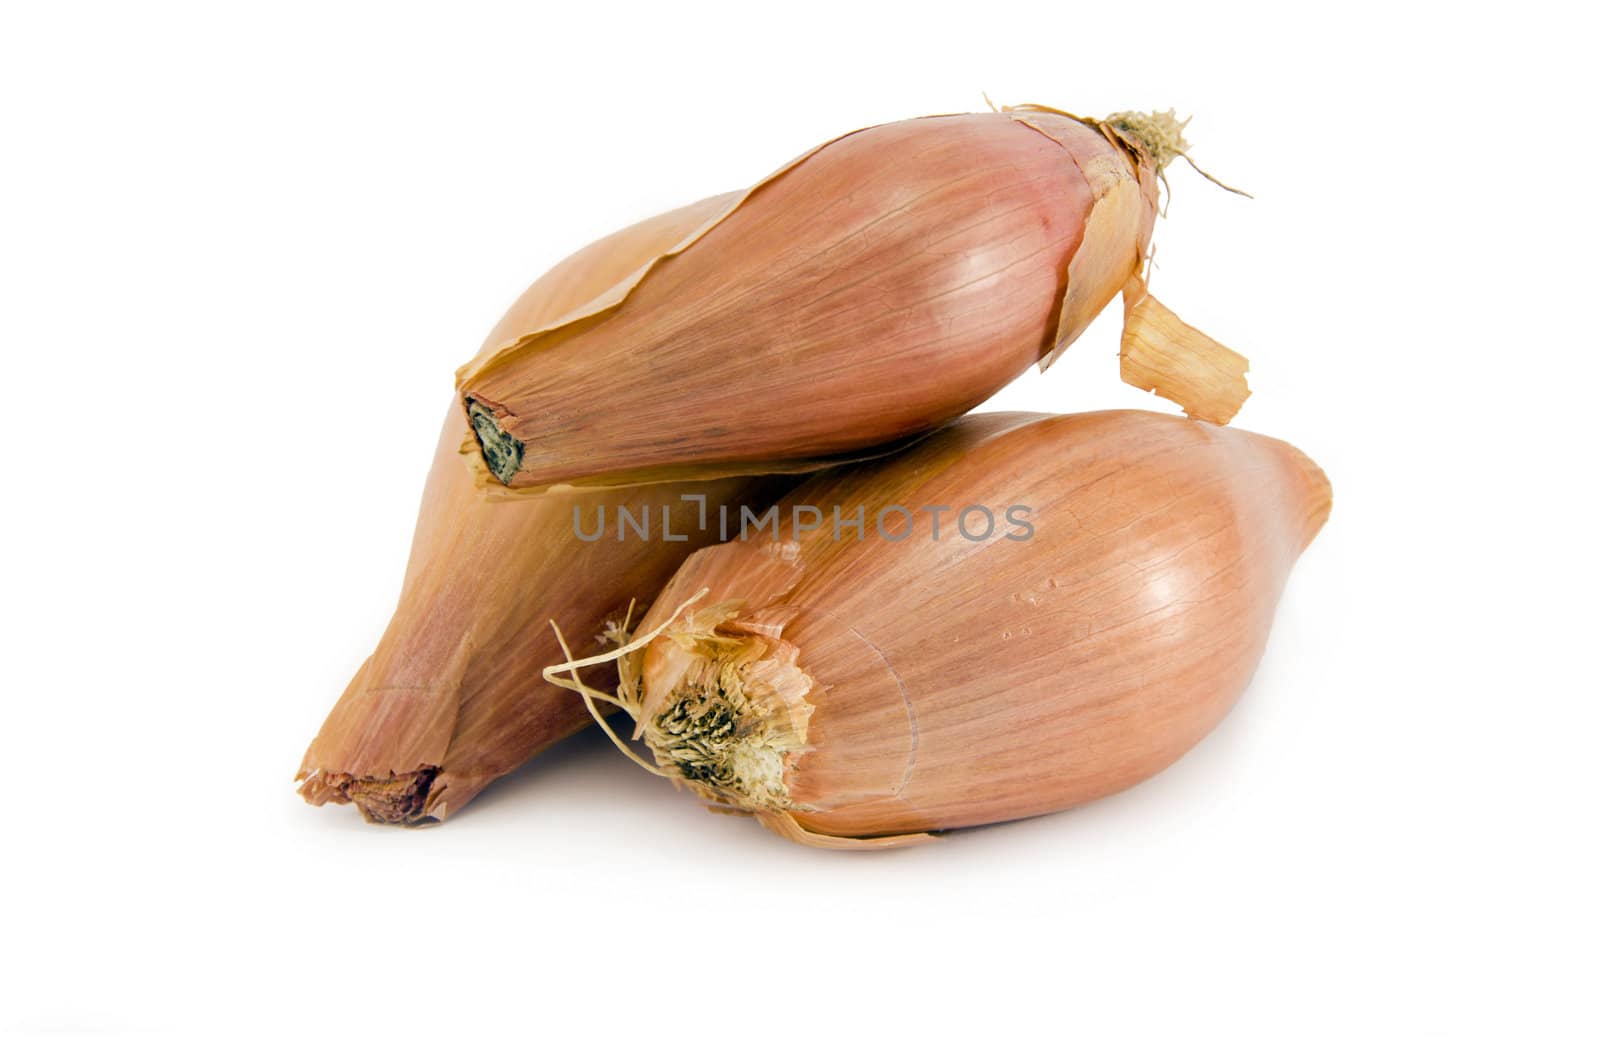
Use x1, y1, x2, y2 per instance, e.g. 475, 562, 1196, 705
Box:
627, 410, 1330, 844
458, 110, 1158, 490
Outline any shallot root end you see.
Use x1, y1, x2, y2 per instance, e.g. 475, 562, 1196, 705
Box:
466, 400, 524, 485
297, 766, 441, 825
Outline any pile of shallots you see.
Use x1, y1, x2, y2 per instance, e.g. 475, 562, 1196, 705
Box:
297, 103, 1329, 848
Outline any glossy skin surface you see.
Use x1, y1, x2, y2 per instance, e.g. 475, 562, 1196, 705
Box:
460, 112, 1154, 488
637, 411, 1331, 839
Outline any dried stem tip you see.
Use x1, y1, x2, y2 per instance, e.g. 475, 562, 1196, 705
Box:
1104, 108, 1252, 198
1104, 109, 1191, 171
467, 400, 523, 486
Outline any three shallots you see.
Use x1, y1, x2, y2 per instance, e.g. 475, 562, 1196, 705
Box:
299, 101, 1328, 848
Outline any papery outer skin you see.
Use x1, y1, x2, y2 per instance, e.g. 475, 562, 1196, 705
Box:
296, 408, 774, 821
1006, 109, 1159, 370
298, 197, 788, 823
471, 190, 745, 370
634, 411, 1331, 841
456, 110, 1160, 491
1118, 278, 1251, 423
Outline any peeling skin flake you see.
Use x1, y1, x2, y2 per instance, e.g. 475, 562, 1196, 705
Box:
1119, 278, 1251, 424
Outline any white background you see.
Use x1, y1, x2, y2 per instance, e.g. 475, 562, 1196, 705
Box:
2, 2, 1595, 1033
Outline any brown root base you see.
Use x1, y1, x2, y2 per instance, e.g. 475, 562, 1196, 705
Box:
298, 767, 441, 825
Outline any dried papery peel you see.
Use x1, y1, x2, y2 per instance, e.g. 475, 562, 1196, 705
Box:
548, 410, 1329, 848
455, 105, 1251, 493
1119, 276, 1251, 424
1002, 105, 1159, 370
757, 811, 937, 850
547, 596, 934, 850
